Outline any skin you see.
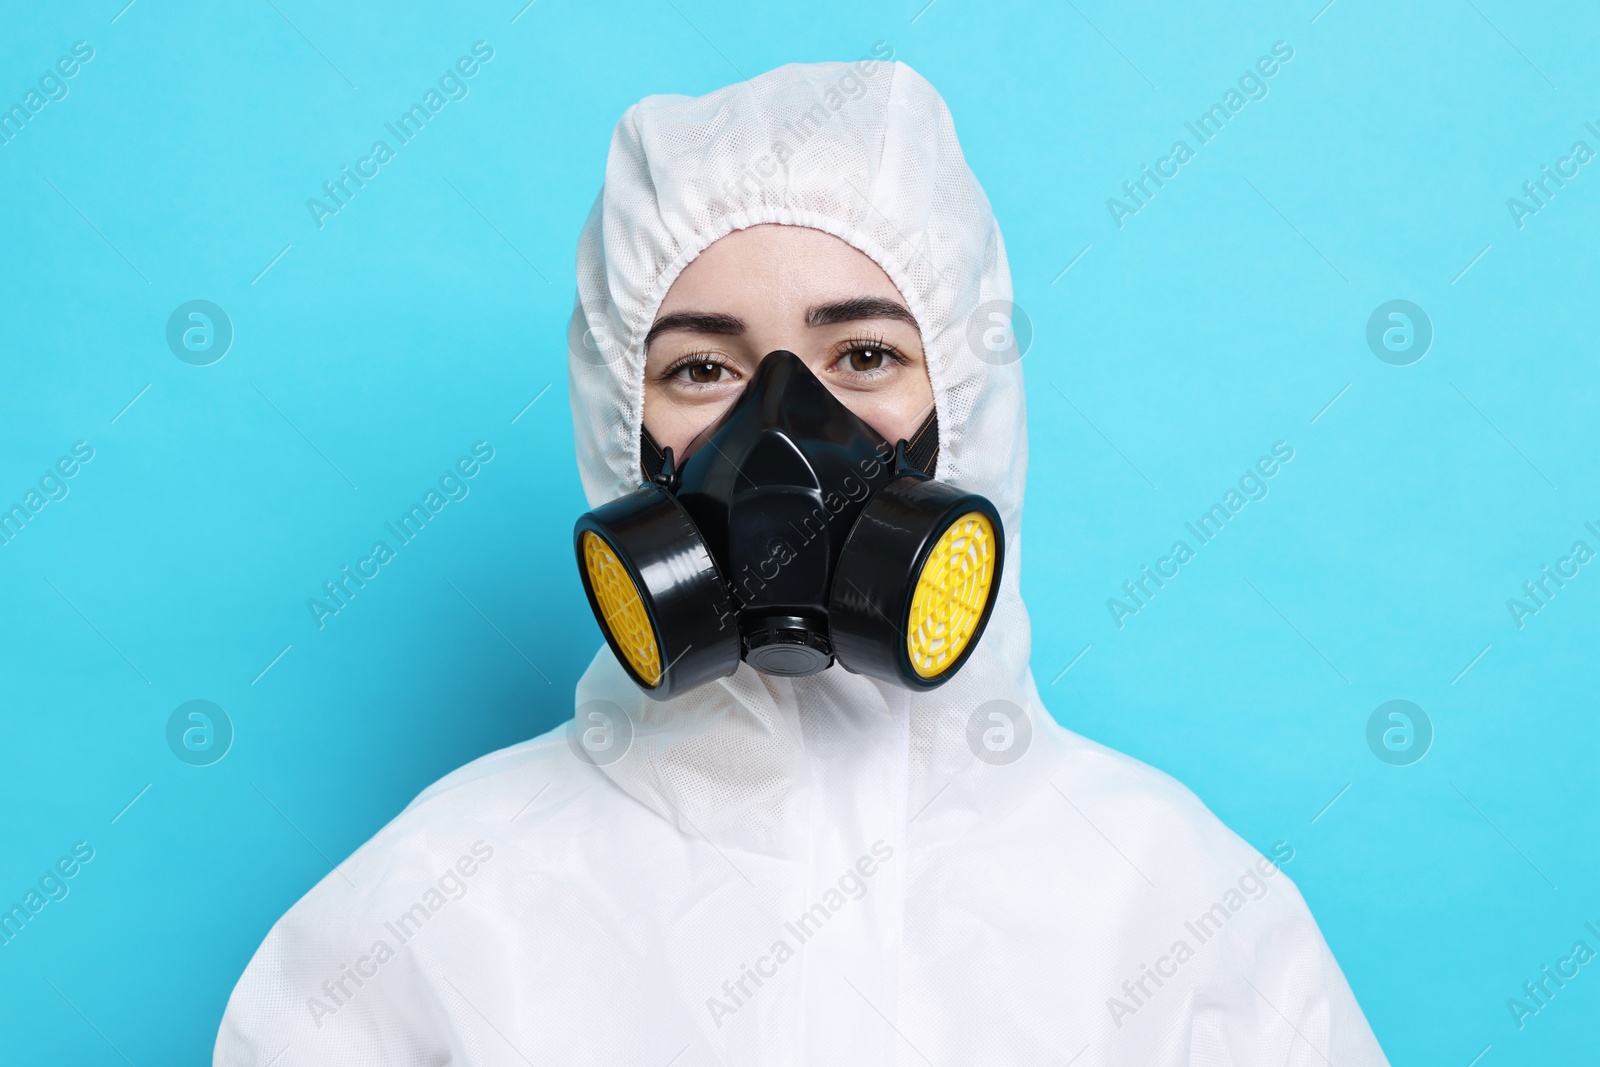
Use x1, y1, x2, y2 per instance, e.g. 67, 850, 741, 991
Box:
642, 224, 934, 460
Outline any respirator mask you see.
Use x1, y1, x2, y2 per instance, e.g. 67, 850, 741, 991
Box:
574, 350, 1003, 700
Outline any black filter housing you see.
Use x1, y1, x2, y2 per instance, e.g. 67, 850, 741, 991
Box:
573, 483, 740, 699
829, 474, 1004, 688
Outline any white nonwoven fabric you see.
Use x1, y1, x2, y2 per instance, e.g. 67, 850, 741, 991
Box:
216, 60, 1389, 1066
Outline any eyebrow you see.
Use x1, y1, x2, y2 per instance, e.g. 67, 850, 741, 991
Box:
643, 297, 919, 351
643, 311, 745, 351
805, 297, 918, 329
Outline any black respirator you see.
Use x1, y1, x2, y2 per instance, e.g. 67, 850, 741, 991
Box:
573, 350, 1003, 700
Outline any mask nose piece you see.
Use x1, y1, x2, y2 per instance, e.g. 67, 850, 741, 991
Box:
692, 350, 859, 678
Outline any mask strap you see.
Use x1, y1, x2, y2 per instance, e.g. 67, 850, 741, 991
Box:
639, 424, 670, 483
903, 409, 940, 476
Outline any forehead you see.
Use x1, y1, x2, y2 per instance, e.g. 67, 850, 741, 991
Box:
654, 224, 908, 318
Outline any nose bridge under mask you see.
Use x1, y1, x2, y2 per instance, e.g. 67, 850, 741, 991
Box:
574, 350, 1003, 699
639, 382, 940, 485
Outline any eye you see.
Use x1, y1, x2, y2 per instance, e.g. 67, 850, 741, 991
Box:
666, 357, 736, 386
835, 340, 904, 375
845, 346, 887, 372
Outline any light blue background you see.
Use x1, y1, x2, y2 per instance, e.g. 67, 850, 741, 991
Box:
2, 0, 1596, 1062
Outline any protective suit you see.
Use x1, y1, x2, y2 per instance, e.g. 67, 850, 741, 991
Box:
216, 60, 1389, 1066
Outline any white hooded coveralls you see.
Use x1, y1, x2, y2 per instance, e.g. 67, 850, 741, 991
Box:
216, 60, 1389, 1066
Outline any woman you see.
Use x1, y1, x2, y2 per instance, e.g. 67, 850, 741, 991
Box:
217, 60, 1388, 1065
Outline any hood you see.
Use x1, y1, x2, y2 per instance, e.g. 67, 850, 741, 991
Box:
565, 59, 1057, 855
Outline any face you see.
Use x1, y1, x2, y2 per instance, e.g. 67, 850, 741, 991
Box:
642, 224, 934, 460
